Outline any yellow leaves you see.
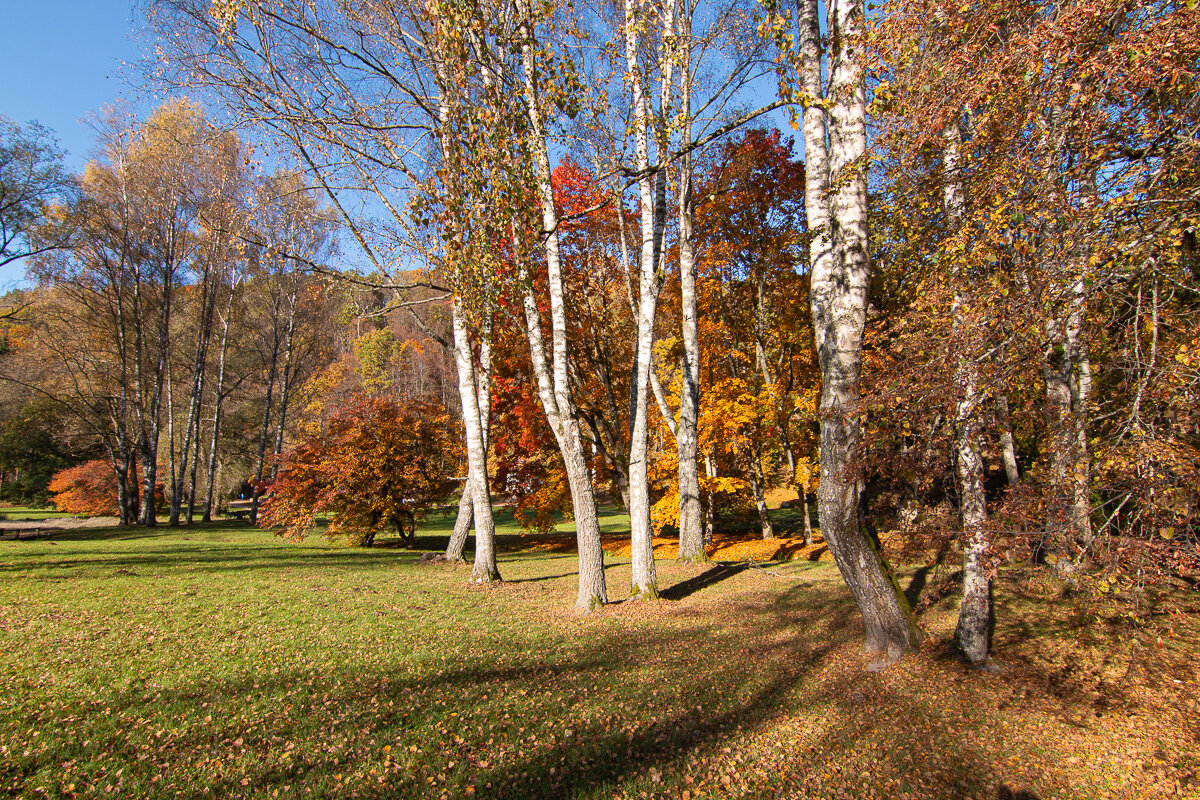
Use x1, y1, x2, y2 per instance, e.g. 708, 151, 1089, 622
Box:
701, 475, 750, 496
792, 457, 818, 490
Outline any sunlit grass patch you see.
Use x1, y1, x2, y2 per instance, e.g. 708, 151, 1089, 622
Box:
1, 518, 1195, 799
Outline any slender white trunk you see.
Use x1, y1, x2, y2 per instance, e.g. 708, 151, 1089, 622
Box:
703, 452, 716, 543
623, 0, 668, 599
808, 0, 919, 664
1067, 274, 1093, 547
173, 272, 214, 525
944, 118, 991, 663
203, 278, 236, 522
1044, 312, 1073, 548
675, 0, 704, 564
514, 3, 608, 609
451, 300, 499, 583
445, 315, 491, 563
799, 0, 831, 284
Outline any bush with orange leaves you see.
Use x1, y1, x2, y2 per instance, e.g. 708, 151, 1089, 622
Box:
48, 460, 119, 516
258, 396, 457, 546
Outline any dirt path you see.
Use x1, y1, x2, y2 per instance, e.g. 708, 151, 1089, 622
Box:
0, 516, 120, 540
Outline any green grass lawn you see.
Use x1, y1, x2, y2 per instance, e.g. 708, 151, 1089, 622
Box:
1, 515, 1196, 799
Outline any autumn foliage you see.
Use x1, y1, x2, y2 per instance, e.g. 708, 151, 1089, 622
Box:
47, 460, 120, 516
47, 459, 155, 517
258, 396, 457, 546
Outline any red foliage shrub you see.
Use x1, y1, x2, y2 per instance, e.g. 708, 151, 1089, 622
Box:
259, 396, 457, 546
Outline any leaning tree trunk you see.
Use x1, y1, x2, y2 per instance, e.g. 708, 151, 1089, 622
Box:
452, 301, 499, 584
445, 485, 473, 563
515, 0, 608, 610
807, 0, 920, 665
445, 315, 492, 565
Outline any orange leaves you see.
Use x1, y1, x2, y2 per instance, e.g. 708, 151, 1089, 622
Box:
258, 396, 456, 546
47, 460, 122, 517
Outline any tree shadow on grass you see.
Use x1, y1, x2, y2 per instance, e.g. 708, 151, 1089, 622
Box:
503, 561, 626, 584
659, 562, 748, 600
9, 584, 838, 800
3, 549, 1155, 800
0, 545, 430, 578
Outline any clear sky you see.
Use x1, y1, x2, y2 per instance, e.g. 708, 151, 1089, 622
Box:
1, 1, 148, 286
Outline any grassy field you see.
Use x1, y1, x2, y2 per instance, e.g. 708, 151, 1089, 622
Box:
1, 509, 1197, 799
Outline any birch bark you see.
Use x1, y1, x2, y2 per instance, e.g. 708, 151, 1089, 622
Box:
202, 272, 237, 522
675, 0, 704, 563
944, 117, 991, 663
514, 0, 608, 609
451, 299, 499, 583
996, 394, 1020, 486
806, 0, 920, 664
623, 0, 669, 599
445, 316, 491, 564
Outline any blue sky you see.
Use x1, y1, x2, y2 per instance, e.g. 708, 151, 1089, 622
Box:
1, 1, 145, 169
0, 2, 795, 288
1, 1, 147, 285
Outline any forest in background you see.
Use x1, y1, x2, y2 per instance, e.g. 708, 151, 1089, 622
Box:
0, 0, 1195, 670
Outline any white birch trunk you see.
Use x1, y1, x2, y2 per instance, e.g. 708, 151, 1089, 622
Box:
451, 299, 499, 583
996, 394, 1020, 486
703, 452, 716, 543
675, 0, 704, 564
445, 316, 491, 563
945, 118, 992, 664
623, 0, 666, 599
1067, 275, 1093, 547
202, 277, 236, 522
514, 2, 608, 609
808, 0, 920, 665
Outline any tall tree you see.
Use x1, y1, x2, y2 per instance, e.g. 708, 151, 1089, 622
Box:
789, 0, 921, 664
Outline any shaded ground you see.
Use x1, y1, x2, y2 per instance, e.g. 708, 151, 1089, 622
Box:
1, 517, 1197, 799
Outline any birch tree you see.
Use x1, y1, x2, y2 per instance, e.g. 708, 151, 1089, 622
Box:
790, 0, 921, 664
154, 0, 503, 578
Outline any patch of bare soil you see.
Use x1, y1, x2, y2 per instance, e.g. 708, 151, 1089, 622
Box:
0, 516, 120, 539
